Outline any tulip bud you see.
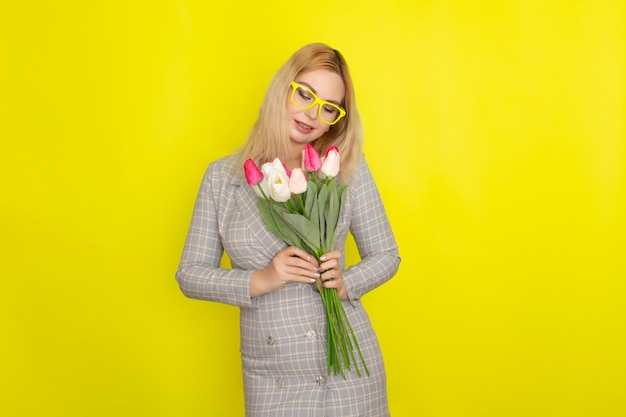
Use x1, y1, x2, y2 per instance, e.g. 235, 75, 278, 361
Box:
262, 158, 292, 202
244, 159, 264, 186
288, 168, 308, 194
320, 147, 340, 178
302, 144, 321, 172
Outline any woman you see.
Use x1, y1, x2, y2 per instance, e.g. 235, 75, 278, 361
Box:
176, 43, 400, 416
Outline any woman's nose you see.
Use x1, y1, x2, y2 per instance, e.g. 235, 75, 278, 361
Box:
304, 104, 319, 120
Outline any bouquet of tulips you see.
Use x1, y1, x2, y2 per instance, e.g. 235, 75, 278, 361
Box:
243, 144, 369, 379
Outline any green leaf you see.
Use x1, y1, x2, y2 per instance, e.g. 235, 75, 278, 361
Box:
327, 182, 348, 250
257, 198, 281, 235
325, 180, 339, 250
262, 200, 303, 248
317, 183, 329, 250
279, 212, 321, 252
304, 180, 317, 216
337, 183, 348, 202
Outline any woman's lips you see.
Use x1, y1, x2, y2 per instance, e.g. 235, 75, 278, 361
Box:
295, 120, 313, 133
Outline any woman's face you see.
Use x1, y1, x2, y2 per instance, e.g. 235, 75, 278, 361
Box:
286, 69, 345, 149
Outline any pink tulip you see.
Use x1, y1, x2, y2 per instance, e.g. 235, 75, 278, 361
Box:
288, 168, 308, 194
244, 159, 264, 186
320, 147, 341, 178
302, 144, 321, 172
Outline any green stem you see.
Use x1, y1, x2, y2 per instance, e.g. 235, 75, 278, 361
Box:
339, 297, 370, 377
297, 194, 307, 218
256, 184, 269, 201
313, 251, 369, 379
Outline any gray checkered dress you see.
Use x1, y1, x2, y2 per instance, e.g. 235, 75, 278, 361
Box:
176, 154, 400, 416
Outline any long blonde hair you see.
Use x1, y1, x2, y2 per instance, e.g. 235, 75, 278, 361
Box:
238, 43, 363, 181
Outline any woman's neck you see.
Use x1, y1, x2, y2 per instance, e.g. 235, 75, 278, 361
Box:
283, 155, 302, 172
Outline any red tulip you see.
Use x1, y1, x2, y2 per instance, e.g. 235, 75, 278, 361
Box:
244, 159, 263, 186
302, 144, 321, 172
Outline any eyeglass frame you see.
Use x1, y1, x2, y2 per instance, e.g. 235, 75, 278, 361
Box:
289, 81, 347, 125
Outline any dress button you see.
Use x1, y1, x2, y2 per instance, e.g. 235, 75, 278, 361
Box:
306, 330, 318, 340
265, 336, 274, 345
314, 376, 326, 386
276, 378, 286, 388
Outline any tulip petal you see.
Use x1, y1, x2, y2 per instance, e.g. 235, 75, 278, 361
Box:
288, 168, 308, 194
244, 159, 264, 186
320, 148, 341, 178
302, 144, 322, 172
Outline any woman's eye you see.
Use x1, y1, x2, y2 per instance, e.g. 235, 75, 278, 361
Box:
322, 105, 338, 115
298, 88, 313, 102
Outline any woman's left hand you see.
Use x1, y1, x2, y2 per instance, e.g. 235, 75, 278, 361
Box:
318, 251, 348, 301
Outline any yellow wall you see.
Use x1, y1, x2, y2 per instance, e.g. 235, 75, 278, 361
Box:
1, 1, 624, 416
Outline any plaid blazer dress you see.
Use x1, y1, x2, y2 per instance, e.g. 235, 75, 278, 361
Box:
176, 153, 400, 417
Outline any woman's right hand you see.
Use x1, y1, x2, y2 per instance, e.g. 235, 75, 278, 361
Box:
250, 246, 320, 297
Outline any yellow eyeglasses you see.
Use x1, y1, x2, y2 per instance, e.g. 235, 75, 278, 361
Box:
290, 81, 346, 125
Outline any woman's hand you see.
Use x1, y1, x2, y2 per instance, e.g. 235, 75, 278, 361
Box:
317, 251, 349, 301
251, 246, 320, 298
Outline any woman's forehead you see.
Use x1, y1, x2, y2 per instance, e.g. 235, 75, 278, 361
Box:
295, 69, 345, 102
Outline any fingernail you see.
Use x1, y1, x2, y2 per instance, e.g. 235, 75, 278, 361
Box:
307, 255, 311, 260
320, 255, 326, 261
314, 266, 319, 271
314, 273, 320, 278
310, 278, 316, 283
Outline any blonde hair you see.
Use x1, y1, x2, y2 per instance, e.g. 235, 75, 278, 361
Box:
238, 43, 363, 181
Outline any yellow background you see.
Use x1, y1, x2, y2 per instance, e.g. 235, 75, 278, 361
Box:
1, 1, 624, 416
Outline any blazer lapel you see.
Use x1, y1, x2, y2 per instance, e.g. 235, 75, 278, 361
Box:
231, 164, 287, 260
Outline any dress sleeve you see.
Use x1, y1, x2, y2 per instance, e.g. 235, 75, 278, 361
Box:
175, 163, 257, 309
343, 156, 401, 303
